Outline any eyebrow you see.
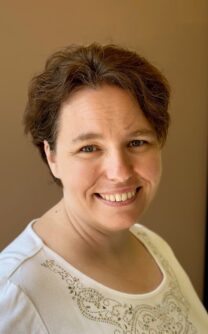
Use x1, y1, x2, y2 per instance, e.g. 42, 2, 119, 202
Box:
72, 133, 104, 143
71, 128, 156, 144
130, 129, 156, 137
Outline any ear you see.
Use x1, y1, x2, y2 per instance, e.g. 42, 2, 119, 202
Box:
44, 140, 60, 179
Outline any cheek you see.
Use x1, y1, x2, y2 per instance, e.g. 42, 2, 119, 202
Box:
59, 158, 99, 190
138, 152, 162, 184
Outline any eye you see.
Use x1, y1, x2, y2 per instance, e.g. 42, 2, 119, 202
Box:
128, 139, 147, 147
80, 145, 98, 153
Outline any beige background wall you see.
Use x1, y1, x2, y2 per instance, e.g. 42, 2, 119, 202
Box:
0, 0, 207, 299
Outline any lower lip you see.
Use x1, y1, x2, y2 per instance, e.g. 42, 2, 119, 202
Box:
95, 189, 141, 207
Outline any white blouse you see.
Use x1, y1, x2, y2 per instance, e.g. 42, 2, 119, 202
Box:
0, 221, 207, 333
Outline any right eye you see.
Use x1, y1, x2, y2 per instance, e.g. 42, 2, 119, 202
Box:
128, 139, 147, 148
80, 145, 98, 153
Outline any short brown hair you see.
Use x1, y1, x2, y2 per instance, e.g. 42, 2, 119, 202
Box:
24, 43, 170, 184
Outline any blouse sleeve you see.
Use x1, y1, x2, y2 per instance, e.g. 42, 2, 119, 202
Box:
0, 277, 48, 334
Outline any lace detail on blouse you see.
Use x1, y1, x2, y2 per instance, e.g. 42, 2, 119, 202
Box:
41, 230, 197, 334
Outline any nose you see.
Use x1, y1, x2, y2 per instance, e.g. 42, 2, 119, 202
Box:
104, 150, 133, 183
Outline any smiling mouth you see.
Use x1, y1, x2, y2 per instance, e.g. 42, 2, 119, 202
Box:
95, 187, 141, 203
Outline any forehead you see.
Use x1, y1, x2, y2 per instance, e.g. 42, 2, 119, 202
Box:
58, 85, 153, 136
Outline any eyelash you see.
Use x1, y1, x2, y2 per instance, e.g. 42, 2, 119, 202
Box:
80, 145, 98, 153
128, 139, 147, 148
79, 140, 148, 153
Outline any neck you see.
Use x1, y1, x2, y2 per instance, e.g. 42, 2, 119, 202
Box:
57, 198, 133, 260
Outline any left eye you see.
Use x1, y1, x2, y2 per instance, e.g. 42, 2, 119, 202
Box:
128, 140, 146, 147
80, 145, 97, 153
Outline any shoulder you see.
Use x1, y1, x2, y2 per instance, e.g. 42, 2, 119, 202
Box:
0, 223, 48, 333
130, 223, 188, 280
0, 277, 48, 333
130, 223, 174, 255
0, 221, 43, 279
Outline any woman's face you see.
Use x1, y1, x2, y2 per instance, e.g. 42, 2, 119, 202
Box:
45, 85, 162, 233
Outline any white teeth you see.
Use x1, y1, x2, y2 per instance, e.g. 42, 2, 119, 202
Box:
110, 194, 116, 202
127, 192, 133, 199
115, 194, 121, 202
100, 191, 136, 202
121, 193, 128, 201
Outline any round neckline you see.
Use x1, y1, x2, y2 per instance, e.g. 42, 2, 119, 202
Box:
28, 220, 167, 300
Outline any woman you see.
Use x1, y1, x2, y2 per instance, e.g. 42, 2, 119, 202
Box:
0, 44, 207, 333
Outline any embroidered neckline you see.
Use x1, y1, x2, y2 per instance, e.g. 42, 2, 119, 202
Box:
41, 227, 197, 333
